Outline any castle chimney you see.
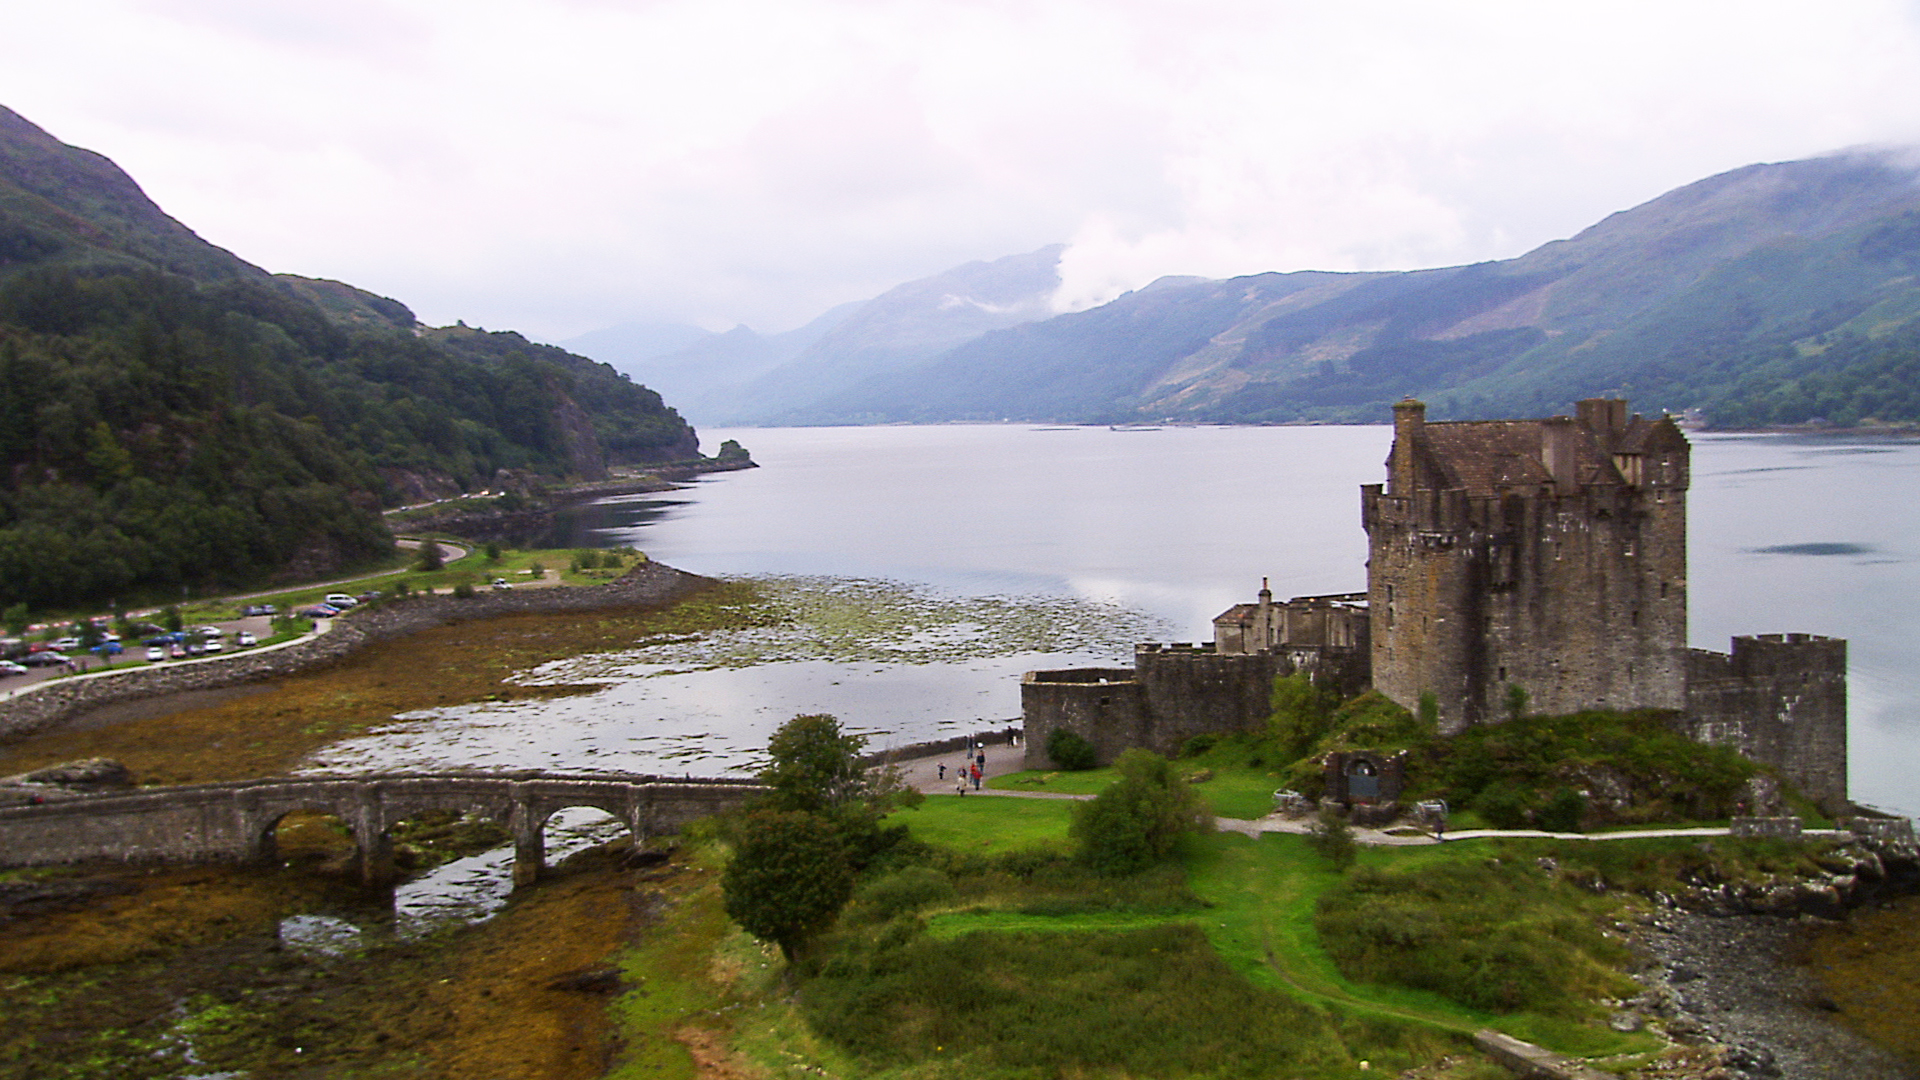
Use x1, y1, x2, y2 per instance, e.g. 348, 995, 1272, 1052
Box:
1576, 398, 1628, 438
1389, 398, 1425, 495
1541, 415, 1579, 490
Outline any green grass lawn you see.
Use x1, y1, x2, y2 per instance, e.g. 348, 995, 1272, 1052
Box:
889, 794, 1654, 1061
989, 764, 1286, 819
887, 794, 1077, 854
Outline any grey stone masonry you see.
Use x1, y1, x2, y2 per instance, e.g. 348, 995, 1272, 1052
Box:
0, 770, 761, 888
0, 560, 712, 742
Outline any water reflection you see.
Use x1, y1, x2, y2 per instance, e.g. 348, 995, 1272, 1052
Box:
274, 806, 637, 944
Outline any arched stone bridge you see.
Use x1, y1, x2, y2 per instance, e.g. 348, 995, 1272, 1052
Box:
0, 771, 764, 887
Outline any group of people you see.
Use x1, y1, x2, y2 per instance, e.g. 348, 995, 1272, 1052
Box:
938, 743, 990, 794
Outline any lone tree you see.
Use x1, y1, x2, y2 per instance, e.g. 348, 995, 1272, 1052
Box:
761, 713, 872, 814
415, 542, 445, 571
721, 809, 854, 961
1070, 749, 1212, 875
722, 714, 923, 961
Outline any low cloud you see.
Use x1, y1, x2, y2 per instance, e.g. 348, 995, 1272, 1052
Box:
5, 0, 1920, 338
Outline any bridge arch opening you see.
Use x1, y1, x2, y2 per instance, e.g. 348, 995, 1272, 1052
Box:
540, 805, 636, 864
387, 809, 512, 873
263, 809, 358, 867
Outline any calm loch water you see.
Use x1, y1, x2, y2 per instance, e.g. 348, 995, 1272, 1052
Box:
339, 424, 1920, 818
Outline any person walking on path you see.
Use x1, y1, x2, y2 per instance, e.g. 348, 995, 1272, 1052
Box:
970, 762, 982, 791
938, 763, 946, 781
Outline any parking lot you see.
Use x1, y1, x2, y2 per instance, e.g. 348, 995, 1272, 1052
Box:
1, 614, 280, 695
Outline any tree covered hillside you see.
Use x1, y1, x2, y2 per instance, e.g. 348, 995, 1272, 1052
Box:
0, 105, 698, 608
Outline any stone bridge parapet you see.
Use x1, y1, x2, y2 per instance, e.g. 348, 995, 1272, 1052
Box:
0, 769, 763, 887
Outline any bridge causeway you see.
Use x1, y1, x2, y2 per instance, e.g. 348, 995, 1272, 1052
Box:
0, 770, 764, 887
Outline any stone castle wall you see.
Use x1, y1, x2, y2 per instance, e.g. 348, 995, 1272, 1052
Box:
1020, 644, 1366, 769
0, 561, 712, 742
1685, 634, 1848, 811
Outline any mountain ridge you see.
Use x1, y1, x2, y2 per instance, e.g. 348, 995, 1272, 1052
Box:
757, 150, 1920, 427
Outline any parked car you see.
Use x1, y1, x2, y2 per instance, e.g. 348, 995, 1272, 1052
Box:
0, 660, 27, 676
258, 604, 278, 616
199, 626, 224, 637
203, 638, 223, 653
19, 651, 67, 667
356, 591, 380, 604
299, 606, 339, 618
146, 646, 165, 662
90, 642, 123, 656
323, 593, 357, 608
168, 644, 186, 659
48, 637, 82, 651
492, 578, 512, 590
235, 631, 257, 647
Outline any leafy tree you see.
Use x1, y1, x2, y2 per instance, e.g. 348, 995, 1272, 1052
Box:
1268, 672, 1339, 761
483, 542, 501, 562
2, 602, 27, 636
754, 713, 922, 869
760, 713, 876, 815
1070, 749, 1212, 875
722, 809, 854, 961
162, 605, 182, 632
1046, 728, 1098, 771
414, 543, 444, 571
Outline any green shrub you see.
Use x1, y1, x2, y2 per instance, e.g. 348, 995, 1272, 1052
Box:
1070, 750, 1211, 875
1179, 733, 1218, 758
1306, 807, 1357, 870
1475, 782, 1532, 830
1538, 788, 1587, 833
1046, 728, 1098, 771
451, 582, 476, 599
852, 867, 955, 922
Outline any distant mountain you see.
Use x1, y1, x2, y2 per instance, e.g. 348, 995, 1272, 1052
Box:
570, 302, 863, 425
0, 104, 700, 608
675, 245, 1066, 424
799, 150, 1920, 426
560, 320, 715, 377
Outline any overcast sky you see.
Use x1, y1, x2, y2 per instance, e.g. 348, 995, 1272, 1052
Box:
7, 0, 1920, 341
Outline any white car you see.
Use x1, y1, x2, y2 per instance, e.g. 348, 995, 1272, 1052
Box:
235, 631, 257, 647
203, 638, 223, 653
145, 646, 165, 662
0, 660, 27, 676
48, 637, 82, 651
199, 626, 224, 637
323, 593, 358, 608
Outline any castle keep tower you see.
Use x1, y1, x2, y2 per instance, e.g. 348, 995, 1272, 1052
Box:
1361, 398, 1691, 732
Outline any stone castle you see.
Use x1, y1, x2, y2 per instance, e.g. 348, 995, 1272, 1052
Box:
1021, 399, 1849, 810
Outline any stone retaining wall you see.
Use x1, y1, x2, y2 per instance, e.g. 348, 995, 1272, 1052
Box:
0, 561, 712, 742
1730, 816, 1805, 839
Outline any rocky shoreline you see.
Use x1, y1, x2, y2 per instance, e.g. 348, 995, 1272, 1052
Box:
1615, 834, 1920, 1079
1632, 908, 1915, 1079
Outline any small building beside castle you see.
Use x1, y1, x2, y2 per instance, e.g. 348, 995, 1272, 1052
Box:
1021, 398, 1849, 811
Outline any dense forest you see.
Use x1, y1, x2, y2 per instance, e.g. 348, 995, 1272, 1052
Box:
0, 105, 701, 610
